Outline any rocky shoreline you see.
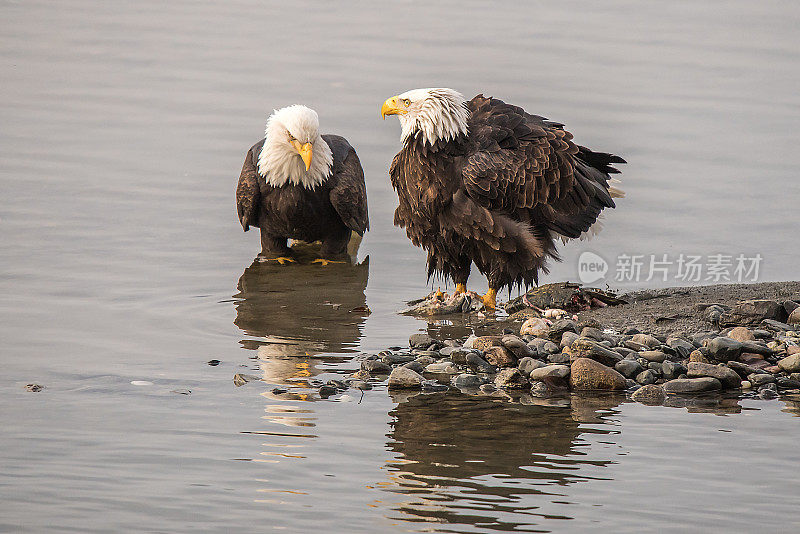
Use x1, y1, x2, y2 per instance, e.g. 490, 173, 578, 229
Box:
334, 281, 800, 406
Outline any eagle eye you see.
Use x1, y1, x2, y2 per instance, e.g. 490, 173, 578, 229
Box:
402, 99, 411, 106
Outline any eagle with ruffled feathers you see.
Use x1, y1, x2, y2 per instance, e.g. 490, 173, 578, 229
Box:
381, 88, 625, 308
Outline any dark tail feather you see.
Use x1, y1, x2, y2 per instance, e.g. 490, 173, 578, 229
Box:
576, 145, 626, 174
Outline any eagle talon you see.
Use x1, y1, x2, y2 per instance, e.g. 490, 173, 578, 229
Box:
481, 288, 498, 310
455, 283, 467, 294
311, 258, 346, 266
262, 256, 296, 265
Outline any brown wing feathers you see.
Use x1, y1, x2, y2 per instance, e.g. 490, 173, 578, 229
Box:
463, 95, 623, 241
236, 141, 264, 231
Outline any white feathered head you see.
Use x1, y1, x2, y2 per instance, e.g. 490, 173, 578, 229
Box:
381, 88, 470, 146
257, 105, 333, 189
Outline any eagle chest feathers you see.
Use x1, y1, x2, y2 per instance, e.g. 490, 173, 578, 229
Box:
258, 180, 339, 239
390, 141, 462, 237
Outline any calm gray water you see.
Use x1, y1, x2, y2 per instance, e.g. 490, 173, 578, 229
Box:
2, 1, 799, 532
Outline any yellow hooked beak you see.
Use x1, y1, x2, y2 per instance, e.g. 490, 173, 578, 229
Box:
381, 96, 407, 119
291, 139, 313, 171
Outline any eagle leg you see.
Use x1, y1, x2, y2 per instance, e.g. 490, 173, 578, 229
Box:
455, 283, 467, 294
480, 288, 498, 310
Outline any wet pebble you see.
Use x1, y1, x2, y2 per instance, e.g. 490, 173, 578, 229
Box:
747, 373, 776, 387
414, 355, 436, 367
570, 358, 626, 390
560, 331, 580, 349
361, 360, 392, 374
207, 359, 221, 366
388, 367, 424, 389
631, 384, 666, 405
639, 350, 667, 363
348, 369, 371, 381
520, 317, 550, 337
615, 359, 644, 379
484, 345, 517, 367
438, 346, 460, 358
580, 327, 605, 341
402, 361, 425, 374
706, 337, 743, 361
667, 338, 695, 358
547, 352, 571, 364
319, 385, 337, 398
727, 327, 755, 343
421, 380, 449, 392
466, 352, 494, 373
777, 353, 800, 372
689, 348, 711, 364
635, 369, 657, 385
502, 335, 535, 358
446, 348, 472, 365
529, 364, 570, 381
23, 383, 44, 392
631, 333, 661, 349
614, 346, 638, 359
788, 306, 800, 326
721, 299, 785, 326
409, 333, 434, 348
425, 362, 459, 374
170, 389, 191, 395
451, 373, 483, 389
686, 362, 741, 389
661, 361, 686, 380
518, 357, 545, 376
381, 352, 415, 365
548, 319, 578, 341
569, 338, 623, 367
494, 368, 529, 389
412, 350, 441, 359
472, 336, 503, 352
663, 377, 722, 394
777, 377, 800, 389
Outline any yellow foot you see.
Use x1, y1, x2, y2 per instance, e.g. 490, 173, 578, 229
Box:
480, 288, 498, 310
263, 256, 296, 265
434, 287, 444, 299
455, 283, 467, 294
311, 258, 346, 266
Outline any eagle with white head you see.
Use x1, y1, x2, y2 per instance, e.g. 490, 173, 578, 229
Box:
381, 88, 625, 308
236, 105, 368, 264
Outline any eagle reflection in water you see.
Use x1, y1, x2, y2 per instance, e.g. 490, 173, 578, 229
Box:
380, 392, 623, 529
233, 242, 369, 386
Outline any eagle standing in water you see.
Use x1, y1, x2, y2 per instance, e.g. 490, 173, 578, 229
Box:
236, 105, 368, 264
381, 88, 624, 308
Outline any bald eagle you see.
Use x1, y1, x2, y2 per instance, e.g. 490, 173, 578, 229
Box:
381, 88, 625, 308
236, 105, 368, 264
